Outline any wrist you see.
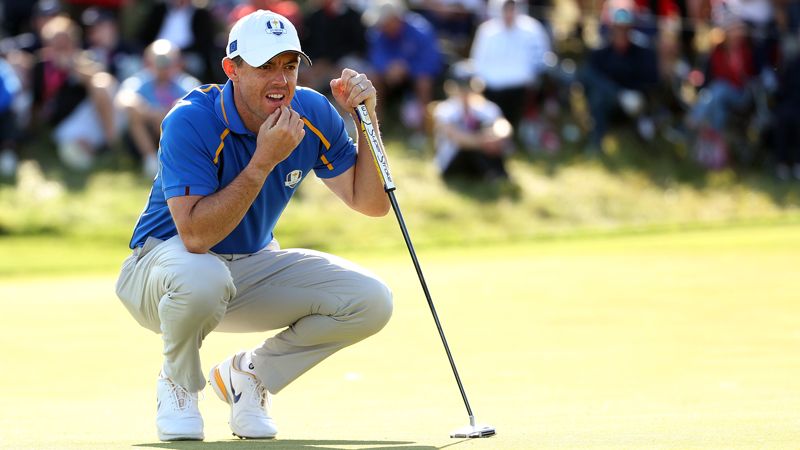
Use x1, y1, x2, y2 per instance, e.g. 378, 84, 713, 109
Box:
242, 162, 273, 183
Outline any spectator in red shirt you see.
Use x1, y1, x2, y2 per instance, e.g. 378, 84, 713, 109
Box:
685, 17, 756, 168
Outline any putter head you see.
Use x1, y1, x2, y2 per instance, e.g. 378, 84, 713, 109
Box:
450, 423, 496, 438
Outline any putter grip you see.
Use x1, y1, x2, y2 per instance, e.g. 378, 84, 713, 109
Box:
355, 103, 395, 191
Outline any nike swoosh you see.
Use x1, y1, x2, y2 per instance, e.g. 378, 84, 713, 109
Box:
230, 377, 242, 403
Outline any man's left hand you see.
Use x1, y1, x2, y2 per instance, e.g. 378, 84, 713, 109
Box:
330, 69, 376, 115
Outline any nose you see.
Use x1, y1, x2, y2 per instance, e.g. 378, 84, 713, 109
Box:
271, 70, 288, 86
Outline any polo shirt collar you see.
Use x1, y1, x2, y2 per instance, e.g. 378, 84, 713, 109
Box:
215, 80, 252, 136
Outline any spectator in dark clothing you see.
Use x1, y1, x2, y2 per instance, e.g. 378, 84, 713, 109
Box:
2, 0, 39, 37
136, 0, 223, 82
4, 0, 63, 56
411, 0, 484, 57
81, 7, 141, 80
363, 0, 443, 134
580, 2, 659, 151
301, 0, 368, 95
775, 0, 800, 35
773, 47, 800, 180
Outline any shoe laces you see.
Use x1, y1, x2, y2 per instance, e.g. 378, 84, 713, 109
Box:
166, 378, 195, 411
243, 374, 269, 410
257, 384, 269, 409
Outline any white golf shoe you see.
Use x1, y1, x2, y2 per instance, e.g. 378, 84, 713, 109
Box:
155, 374, 204, 441
208, 352, 277, 439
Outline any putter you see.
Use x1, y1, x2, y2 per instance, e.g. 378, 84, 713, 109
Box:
354, 103, 496, 439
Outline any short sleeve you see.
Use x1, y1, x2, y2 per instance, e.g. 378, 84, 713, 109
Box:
481, 101, 503, 126
312, 99, 357, 179
434, 100, 458, 125
159, 106, 220, 199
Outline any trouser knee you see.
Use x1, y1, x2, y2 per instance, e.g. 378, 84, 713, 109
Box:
159, 255, 236, 326
352, 278, 393, 337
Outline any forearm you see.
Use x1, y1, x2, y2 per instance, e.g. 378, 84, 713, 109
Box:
351, 111, 390, 216
446, 126, 484, 149
175, 164, 271, 253
441, 119, 488, 149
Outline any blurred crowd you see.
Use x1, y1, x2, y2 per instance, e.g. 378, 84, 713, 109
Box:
0, 0, 799, 183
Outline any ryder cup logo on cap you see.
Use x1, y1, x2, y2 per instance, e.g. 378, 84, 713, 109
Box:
227, 10, 311, 67
266, 18, 286, 35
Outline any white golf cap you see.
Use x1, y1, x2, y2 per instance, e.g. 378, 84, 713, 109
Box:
226, 10, 311, 67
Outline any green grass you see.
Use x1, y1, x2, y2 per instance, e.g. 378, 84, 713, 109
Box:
1, 224, 800, 449
2, 117, 800, 448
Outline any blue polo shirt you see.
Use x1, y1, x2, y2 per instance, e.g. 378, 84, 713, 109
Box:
129, 80, 357, 254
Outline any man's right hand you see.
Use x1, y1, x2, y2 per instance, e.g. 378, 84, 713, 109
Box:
251, 106, 305, 172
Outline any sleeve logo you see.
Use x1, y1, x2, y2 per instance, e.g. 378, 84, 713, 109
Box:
284, 169, 302, 188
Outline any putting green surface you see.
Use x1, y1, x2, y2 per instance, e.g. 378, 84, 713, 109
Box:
1, 224, 799, 449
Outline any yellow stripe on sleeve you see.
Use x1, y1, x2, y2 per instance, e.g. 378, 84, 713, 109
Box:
301, 118, 331, 150
320, 154, 334, 171
213, 129, 230, 164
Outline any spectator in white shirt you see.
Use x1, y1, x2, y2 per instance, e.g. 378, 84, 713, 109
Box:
470, 0, 550, 133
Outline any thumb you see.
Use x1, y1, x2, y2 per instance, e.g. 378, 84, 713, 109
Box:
330, 78, 344, 96
264, 107, 282, 129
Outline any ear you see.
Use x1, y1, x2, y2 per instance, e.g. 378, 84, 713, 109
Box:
221, 57, 238, 82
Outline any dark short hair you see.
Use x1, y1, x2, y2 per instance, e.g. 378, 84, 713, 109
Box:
231, 55, 244, 66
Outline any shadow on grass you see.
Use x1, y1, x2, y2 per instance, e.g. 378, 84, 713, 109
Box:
441, 177, 522, 203
533, 127, 708, 188
134, 439, 446, 449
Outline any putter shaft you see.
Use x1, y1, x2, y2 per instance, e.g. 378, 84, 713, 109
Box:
354, 104, 475, 420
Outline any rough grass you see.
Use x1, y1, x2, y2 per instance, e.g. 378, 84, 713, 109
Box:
1, 134, 799, 263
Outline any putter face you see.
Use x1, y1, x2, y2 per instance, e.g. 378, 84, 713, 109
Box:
450, 424, 496, 438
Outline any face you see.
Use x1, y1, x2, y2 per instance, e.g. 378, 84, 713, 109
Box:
502, 2, 516, 26
726, 22, 747, 44
227, 52, 300, 131
381, 16, 403, 38
88, 21, 117, 48
152, 54, 178, 82
611, 25, 630, 52
48, 31, 78, 68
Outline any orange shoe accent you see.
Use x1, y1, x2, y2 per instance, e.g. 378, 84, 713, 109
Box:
213, 367, 229, 403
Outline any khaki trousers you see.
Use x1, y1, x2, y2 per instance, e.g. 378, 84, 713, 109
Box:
115, 236, 393, 393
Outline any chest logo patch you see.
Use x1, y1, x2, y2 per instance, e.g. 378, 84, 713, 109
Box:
284, 169, 303, 188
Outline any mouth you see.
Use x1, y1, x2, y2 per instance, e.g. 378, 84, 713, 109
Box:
265, 93, 286, 106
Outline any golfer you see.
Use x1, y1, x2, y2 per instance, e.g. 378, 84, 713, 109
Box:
115, 10, 392, 441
